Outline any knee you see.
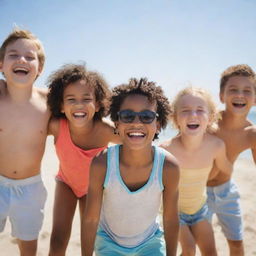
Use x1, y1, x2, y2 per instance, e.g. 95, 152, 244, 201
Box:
228, 240, 244, 254
181, 247, 196, 256
49, 232, 68, 254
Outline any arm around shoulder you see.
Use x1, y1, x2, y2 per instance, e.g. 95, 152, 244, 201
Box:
162, 153, 180, 256
81, 150, 107, 256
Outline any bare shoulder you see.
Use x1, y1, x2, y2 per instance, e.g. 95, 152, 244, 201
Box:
96, 118, 121, 144
162, 150, 180, 188
247, 124, 256, 142
206, 132, 225, 147
0, 79, 7, 95
48, 117, 60, 137
91, 148, 108, 175
159, 137, 176, 151
35, 87, 49, 99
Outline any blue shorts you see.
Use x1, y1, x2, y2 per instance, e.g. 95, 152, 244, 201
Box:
179, 203, 210, 226
95, 228, 166, 256
207, 180, 243, 241
0, 174, 47, 241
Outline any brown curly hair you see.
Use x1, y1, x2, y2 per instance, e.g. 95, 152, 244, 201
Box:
110, 78, 171, 140
220, 64, 256, 93
47, 64, 111, 120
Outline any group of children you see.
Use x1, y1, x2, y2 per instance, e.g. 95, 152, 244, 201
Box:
0, 28, 255, 256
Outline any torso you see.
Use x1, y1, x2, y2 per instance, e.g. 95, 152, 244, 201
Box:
0, 84, 50, 179
207, 117, 255, 186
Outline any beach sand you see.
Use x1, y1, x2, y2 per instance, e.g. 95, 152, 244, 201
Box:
0, 137, 255, 255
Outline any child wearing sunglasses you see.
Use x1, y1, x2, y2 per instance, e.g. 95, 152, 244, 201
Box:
81, 78, 180, 256
47, 64, 121, 255
160, 87, 233, 256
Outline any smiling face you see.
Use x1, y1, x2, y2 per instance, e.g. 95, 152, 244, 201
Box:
0, 38, 42, 87
115, 94, 159, 150
175, 94, 210, 136
61, 79, 99, 127
220, 76, 256, 116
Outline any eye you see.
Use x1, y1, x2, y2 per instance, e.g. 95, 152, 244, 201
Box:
26, 56, 35, 61
83, 98, 93, 102
66, 98, 75, 103
9, 54, 18, 58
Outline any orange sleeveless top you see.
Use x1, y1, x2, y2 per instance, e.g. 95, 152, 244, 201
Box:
55, 119, 106, 197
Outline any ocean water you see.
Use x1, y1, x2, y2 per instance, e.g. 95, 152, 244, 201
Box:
156, 110, 256, 160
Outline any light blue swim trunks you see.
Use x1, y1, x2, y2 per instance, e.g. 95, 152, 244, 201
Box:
207, 179, 243, 241
0, 174, 47, 241
95, 228, 166, 256
179, 203, 211, 226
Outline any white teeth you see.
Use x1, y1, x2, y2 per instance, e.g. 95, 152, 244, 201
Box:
73, 112, 86, 117
128, 132, 144, 136
14, 67, 29, 72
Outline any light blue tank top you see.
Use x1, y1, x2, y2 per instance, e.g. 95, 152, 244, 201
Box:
99, 144, 166, 248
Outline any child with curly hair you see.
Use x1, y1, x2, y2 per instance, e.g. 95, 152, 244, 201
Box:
81, 78, 180, 256
47, 64, 120, 255
161, 87, 232, 256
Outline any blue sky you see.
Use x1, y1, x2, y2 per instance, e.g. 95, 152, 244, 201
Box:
1, 0, 256, 107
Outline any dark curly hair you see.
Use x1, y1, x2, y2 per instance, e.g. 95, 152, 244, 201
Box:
47, 64, 111, 120
110, 78, 171, 140
220, 64, 256, 93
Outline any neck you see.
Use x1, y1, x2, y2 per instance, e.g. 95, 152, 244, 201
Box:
69, 119, 96, 135
220, 111, 249, 129
120, 145, 154, 167
6, 83, 33, 103
179, 133, 205, 151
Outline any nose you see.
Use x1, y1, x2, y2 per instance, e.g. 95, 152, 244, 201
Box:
17, 55, 27, 63
132, 114, 142, 124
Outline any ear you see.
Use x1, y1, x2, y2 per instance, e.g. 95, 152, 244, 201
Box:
219, 91, 224, 103
0, 61, 3, 72
156, 121, 161, 134
37, 64, 43, 76
95, 102, 100, 112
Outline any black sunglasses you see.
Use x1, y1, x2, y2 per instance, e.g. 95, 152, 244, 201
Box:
117, 109, 158, 124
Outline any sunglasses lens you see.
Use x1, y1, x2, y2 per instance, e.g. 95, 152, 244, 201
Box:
118, 110, 135, 123
140, 110, 156, 123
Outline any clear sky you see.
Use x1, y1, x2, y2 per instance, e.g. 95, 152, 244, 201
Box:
1, 0, 256, 107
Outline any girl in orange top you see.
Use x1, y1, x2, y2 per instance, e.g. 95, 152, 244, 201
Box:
161, 87, 232, 256
47, 64, 120, 255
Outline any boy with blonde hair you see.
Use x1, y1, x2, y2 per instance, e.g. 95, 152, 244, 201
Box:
207, 64, 256, 256
0, 28, 50, 256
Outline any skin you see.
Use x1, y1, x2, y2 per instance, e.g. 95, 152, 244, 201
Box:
48, 80, 121, 256
207, 76, 256, 256
161, 93, 232, 256
0, 38, 50, 256
81, 94, 180, 256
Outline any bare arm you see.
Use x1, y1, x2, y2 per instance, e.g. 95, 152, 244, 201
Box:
81, 151, 107, 256
162, 153, 180, 256
214, 139, 233, 176
249, 125, 256, 164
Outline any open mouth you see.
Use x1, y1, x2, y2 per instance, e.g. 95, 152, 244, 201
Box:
73, 112, 86, 118
232, 103, 246, 108
13, 67, 29, 75
187, 124, 199, 129
127, 132, 145, 138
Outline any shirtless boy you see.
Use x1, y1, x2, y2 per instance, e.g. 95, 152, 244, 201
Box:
0, 28, 50, 256
207, 64, 256, 256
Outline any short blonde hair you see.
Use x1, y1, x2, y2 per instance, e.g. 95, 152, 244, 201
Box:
171, 86, 219, 132
0, 28, 45, 71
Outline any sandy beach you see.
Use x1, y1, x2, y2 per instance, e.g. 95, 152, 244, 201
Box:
0, 137, 255, 255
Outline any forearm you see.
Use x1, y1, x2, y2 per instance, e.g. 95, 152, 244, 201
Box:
81, 221, 99, 256
163, 219, 179, 256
